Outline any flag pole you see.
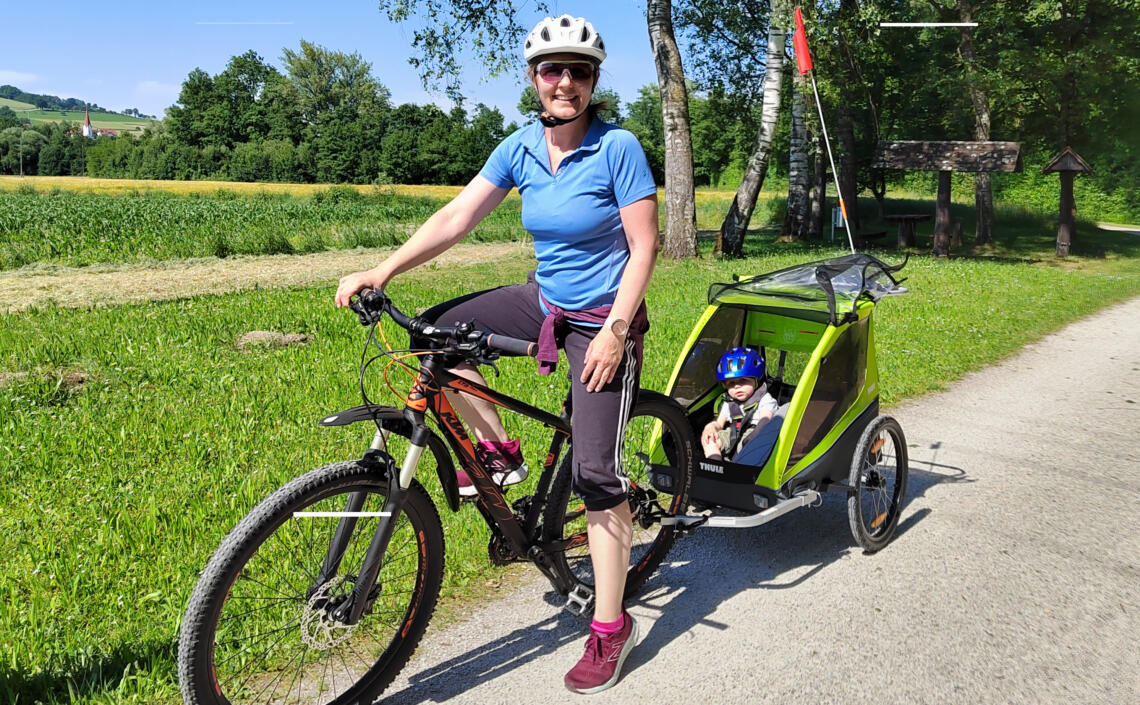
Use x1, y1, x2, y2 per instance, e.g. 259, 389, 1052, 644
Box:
794, 7, 856, 254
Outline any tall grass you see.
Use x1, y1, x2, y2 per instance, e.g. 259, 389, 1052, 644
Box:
3, 247, 1140, 703
0, 187, 525, 270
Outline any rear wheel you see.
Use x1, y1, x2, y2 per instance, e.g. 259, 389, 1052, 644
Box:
847, 416, 909, 553
543, 390, 695, 602
178, 461, 445, 705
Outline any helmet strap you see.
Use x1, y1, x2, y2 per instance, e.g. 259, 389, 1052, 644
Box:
538, 109, 588, 128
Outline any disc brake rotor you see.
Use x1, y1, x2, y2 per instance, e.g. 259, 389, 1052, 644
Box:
299, 576, 359, 650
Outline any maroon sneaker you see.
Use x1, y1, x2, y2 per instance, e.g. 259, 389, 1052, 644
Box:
564, 611, 638, 694
457, 439, 529, 497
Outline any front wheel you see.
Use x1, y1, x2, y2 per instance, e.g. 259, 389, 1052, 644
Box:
178, 460, 445, 705
543, 390, 695, 601
848, 415, 909, 553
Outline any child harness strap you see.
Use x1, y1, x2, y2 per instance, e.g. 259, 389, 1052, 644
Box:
724, 386, 768, 459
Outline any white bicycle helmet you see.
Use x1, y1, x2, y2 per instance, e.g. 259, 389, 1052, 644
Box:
524, 15, 606, 64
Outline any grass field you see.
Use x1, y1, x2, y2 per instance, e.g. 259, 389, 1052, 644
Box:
4, 244, 1140, 703
1, 96, 38, 111
3, 175, 1140, 702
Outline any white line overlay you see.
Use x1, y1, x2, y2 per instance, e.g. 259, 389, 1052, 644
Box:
880, 22, 977, 27
293, 511, 391, 518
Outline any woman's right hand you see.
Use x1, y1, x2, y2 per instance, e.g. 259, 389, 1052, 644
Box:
335, 268, 390, 308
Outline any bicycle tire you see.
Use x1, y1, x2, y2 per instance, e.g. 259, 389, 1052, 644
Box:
847, 415, 909, 553
543, 389, 695, 601
178, 460, 445, 705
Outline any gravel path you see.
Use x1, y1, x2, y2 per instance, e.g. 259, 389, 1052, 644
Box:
0, 241, 531, 313
375, 296, 1140, 705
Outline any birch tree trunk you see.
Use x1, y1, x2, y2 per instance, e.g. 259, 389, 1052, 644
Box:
783, 75, 810, 240
647, 0, 697, 258
717, 0, 789, 257
957, 1, 995, 245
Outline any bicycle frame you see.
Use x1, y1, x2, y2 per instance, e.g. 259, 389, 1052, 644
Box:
322, 352, 584, 624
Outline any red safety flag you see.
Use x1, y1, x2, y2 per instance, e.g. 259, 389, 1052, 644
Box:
793, 7, 813, 75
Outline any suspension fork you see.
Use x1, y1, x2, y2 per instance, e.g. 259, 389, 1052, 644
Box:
312, 425, 393, 592
329, 418, 431, 625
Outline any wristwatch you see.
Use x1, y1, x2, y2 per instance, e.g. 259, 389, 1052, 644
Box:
604, 315, 629, 337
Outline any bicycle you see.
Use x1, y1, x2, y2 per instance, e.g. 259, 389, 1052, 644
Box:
177, 289, 696, 705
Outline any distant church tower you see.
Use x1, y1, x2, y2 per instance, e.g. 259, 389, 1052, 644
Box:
82, 106, 94, 138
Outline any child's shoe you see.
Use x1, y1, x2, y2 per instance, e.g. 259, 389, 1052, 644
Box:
457, 439, 528, 497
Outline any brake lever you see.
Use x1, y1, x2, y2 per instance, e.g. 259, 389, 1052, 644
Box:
350, 290, 387, 326
477, 356, 502, 377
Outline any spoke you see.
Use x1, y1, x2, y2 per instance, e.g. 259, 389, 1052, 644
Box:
225, 619, 301, 700
231, 570, 298, 602
219, 597, 298, 623
215, 620, 301, 667
319, 641, 335, 704
249, 646, 304, 705
284, 642, 309, 705
335, 643, 360, 699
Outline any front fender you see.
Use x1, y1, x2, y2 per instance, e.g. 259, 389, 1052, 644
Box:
319, 405, 460, 512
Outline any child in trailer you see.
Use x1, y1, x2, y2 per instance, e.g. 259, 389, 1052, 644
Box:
701, 347, 781, 464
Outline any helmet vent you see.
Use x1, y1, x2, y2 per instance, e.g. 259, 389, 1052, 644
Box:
560, 16, 571, 27
525, 39, 532, 49
598, 38, 605, 50
580, 28, 591, 42
541, 27, 550, 41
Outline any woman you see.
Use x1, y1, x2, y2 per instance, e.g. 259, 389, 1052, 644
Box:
335, 15, 657, 694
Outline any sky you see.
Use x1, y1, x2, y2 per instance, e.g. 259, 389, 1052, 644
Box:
1, 1, 660, 125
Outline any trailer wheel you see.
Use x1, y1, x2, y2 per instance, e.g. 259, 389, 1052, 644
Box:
847, 415, 908, 553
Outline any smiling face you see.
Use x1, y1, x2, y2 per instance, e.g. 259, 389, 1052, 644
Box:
724, 377, 759, 401
529, 52, 597, 121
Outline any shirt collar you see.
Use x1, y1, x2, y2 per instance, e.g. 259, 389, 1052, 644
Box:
523, 116, 605, 167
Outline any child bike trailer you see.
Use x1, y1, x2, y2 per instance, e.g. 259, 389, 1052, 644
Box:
655, 253, 911, 552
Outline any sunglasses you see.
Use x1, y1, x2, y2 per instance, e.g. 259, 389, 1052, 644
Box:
535, 61, 596, 83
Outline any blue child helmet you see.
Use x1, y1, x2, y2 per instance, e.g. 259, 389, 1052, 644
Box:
716, 347, 765, 382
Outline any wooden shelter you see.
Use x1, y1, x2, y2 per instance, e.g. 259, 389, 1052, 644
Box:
873, 141, 1022, 255
1042, 147, 1093, 257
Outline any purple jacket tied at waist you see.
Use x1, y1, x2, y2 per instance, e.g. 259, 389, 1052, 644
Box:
536, 291, 649, 375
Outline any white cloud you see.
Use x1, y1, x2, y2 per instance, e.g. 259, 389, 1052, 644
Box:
0, 70, 38, 86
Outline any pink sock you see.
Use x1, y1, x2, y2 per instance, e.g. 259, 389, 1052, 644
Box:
591, 614, 625, 634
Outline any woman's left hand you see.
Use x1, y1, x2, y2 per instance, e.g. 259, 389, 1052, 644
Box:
580, 328, 626, 392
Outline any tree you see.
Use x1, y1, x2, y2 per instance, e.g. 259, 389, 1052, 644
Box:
716, 0, 790, 257
281, 41, 390, 183
622, 85, 666, 184
37, 125, 70, 176
165, 68, 218, 148
784, 75, 811, 240
648, 0, 698, 258
377, 0, 540, 101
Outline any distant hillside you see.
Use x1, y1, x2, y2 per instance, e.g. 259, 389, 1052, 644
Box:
1, 87, 156, 135
0, 85, 109, 112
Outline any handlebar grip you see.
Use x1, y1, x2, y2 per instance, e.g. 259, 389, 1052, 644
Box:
485, 334, 538, 357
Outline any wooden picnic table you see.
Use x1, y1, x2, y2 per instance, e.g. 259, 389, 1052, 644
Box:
884, 213, 932, 248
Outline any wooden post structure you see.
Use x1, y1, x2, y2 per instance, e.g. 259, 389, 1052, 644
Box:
872, 141, 1022, 256
1042, 147, 1093, 257
934, 170, 953, 254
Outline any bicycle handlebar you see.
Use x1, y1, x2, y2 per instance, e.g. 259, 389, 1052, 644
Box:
349, 289, 537, 359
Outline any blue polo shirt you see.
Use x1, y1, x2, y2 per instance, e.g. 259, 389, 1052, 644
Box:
479, 117, 657, 311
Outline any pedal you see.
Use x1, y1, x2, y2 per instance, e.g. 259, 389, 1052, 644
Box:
564, 585, 595, 616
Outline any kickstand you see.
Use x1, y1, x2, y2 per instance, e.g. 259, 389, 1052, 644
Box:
564, 584, 595, 616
